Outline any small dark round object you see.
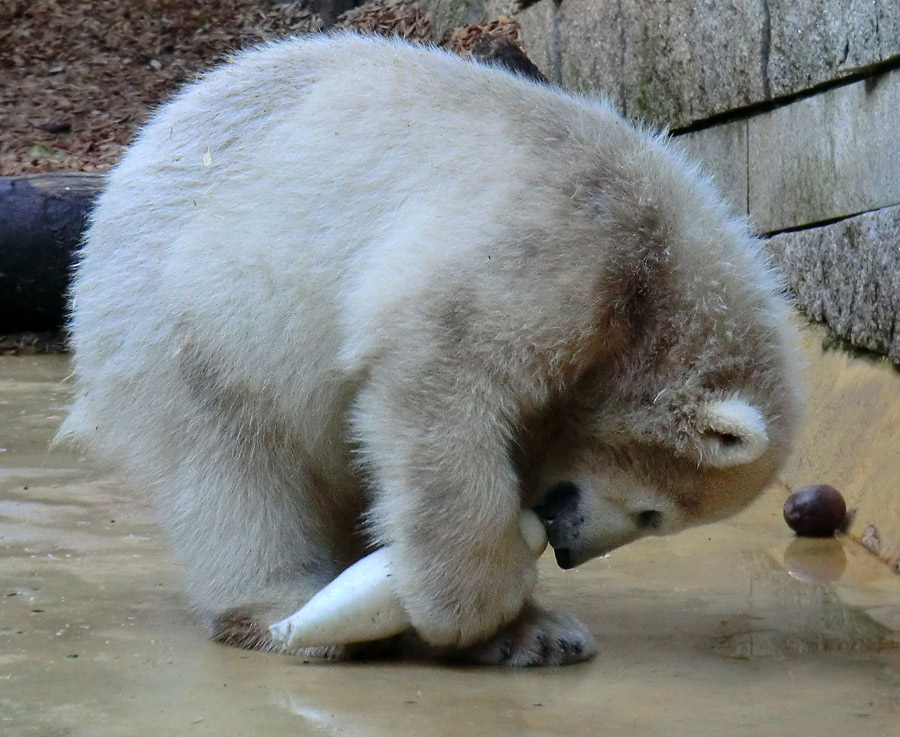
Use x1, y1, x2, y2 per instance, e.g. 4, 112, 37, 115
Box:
783, 485, 847, 537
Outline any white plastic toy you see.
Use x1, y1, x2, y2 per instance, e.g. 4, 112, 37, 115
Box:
269, 509, 548, 648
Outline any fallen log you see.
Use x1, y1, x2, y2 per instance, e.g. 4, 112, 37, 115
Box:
0, 172, 103, 332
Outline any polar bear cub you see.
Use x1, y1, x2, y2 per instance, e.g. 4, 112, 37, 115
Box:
62, 33, 802, 666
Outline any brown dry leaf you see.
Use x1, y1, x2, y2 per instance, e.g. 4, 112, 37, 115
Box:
444, 16, 521, 55
335, 0, 432, 44
0, 0, 322, 175
0, 0, 529, 176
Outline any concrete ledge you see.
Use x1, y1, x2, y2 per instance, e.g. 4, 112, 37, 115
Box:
677, 121, 749, 215
679, 70, 900, 234
767, 0, 900, 98
618, 0, 766, 127
516, 0, 561, 85
556, 0, 623, 110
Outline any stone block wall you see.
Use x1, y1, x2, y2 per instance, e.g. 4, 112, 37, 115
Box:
515, 0, 900, 128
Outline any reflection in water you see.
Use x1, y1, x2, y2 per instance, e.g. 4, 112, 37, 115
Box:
783, 538, 847, 584
712, 549, 896, 659
276, 691, 373, 737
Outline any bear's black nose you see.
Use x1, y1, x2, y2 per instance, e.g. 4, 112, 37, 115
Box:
554, 547, 574, 569
533, 481, 580, 523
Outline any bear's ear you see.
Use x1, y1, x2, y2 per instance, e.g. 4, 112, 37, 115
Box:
694, 397, 768, 468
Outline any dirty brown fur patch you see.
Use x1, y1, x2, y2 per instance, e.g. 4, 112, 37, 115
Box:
212, 607, 350, 661
212, 608, 273, 650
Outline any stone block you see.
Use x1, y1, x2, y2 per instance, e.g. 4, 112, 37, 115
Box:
515, 0, 560, 85
766, 205, 900, 363
556, 0, 624, 112
749, 68, 900, 232
415, 0, 517, 41
767, 0, 900, 98
543, 0, 900, 128
620, 0, 767, 128
677, 121, 749, 215
552, 0, 766, 128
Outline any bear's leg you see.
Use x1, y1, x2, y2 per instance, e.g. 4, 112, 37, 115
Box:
181, 463, 357, 657
352, 359, 544, 651
141, 398, 368, 659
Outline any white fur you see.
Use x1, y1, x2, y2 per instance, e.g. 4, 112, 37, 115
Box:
61, 34, 802, 664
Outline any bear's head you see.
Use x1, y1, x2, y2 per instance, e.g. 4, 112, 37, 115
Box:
519, 124, 803, 569
525, 312, 801, 568
527, 384, 797, 569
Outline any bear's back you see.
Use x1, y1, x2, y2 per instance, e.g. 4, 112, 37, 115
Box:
66, 35, 625, 454
72, 35, 634, 388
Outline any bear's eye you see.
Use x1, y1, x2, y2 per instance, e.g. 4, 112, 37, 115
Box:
635, 509, 664, 530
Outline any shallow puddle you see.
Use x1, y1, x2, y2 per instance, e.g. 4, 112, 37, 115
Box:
2, 356, 899, 737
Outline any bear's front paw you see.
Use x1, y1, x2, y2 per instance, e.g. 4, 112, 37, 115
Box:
408, 563, 536, 648
459, 603, 596, 666
395, 526, 537, 648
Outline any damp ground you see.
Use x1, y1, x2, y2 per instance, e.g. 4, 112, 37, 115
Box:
2, 356, 899, 737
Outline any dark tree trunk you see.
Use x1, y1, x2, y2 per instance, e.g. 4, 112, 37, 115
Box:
0, 172, 104, 332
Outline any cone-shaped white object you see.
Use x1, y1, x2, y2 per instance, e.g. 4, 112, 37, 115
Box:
269, 510, 548, 649
268, 546, 406, 648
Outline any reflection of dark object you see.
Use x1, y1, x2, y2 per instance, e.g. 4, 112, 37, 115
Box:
0, 331, 68, 355
470, 34, 548, 84
783, 537, 847, 583
0, 172, 103, 332
783, 484, 848, 537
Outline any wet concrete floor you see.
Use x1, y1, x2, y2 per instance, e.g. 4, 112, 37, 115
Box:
2, 356, 899, 737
